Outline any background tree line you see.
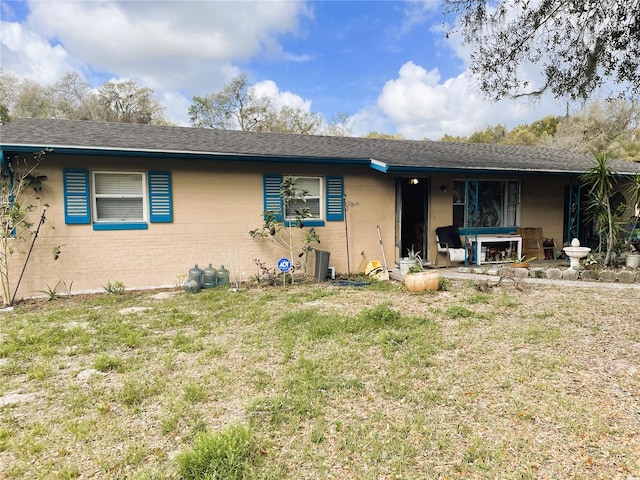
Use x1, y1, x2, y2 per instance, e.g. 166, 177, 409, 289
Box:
0, 70, 167, 125
0, 69, 351, 136
438, 100, 640, 161
1, 68, 638, 160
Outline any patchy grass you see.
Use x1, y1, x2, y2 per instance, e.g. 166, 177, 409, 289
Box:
1, 282, 639, 479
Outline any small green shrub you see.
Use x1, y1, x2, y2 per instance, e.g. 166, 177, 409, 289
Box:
93, 354, 124, 372
175, 424, 253, 480
103, 280, 125, 294
39, 282, 61, 301
446, 305, 473, 319
183, 382, 208, 404
119, 379, 158, 407
359, 302, 401, 325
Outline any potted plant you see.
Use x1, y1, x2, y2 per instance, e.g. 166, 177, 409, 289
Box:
403, 264, 441, 292
399, 245, 422, 275
584, 254, 599, 270
511, 255, 536, 268
625, 238, 640, 268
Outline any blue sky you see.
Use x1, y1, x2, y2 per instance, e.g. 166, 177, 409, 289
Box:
1, 0, 570, 139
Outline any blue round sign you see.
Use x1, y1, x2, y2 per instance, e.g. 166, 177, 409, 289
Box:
277, 258, 291, 272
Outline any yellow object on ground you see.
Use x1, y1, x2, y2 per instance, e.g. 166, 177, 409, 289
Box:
365, 260, 389, 281
365, 261, 381, 275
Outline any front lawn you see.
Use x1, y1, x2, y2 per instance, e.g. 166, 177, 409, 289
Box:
1, 280, 639, 479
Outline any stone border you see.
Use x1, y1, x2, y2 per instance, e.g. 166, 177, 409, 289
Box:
456, 265, 640, 284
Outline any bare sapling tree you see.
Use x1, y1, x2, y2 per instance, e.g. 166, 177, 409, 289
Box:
0, 149, 54, 306
249, 176, 320, 281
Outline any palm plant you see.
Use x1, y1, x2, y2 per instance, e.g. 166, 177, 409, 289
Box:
624, 173, 640, 246
580, 152, 622, 266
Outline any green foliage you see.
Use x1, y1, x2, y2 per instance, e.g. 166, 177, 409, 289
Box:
97, 80, 165, 124
445, 0, 639, 101
39, 282, 61, 301
437, 102, 640, 161
581, 152, 622, 265
439, 276, 452, 291
355, 302, 401, 329
468, 124, 507, 144
446, 305, 473, 319
103, 280, 125, 295
189, 73, 271, 131
0, 149, 50, 306
119, 378, 159, 407
183, 382, 208, 404
249, 176, 320, 279
93, 354, 125, 373
175, 425, 253, 480
1, 71, 167, 124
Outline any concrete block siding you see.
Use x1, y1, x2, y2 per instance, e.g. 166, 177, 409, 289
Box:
9, 156, 396, 300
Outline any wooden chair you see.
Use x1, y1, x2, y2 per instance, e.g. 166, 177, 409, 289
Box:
435, 226, 467, 266
517, 227, 556, 260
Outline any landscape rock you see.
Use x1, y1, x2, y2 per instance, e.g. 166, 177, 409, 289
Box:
546, 268, 563, 280
151, 291, 177, 300
598, 270, 617, 282
617, 270, 638, 283
118, 306, 150, 315
580, 270, 599, 281
513, 268, 530, 278
76, 369, 105, 381
0, 392, 35, 406
562, 269, 580, 280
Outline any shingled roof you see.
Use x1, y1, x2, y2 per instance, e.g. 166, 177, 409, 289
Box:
2, 118, 639, 175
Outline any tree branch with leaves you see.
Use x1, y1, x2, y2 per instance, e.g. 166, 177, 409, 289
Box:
0, 149, 56, 306
445, 0, 640, 101
249, 176, 320, 279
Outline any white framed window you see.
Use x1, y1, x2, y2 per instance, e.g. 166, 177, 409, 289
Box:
284, 176, 322, 220
92, 172, 147, 223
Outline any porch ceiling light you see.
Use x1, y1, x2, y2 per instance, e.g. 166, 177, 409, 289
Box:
409, 178, 419, 185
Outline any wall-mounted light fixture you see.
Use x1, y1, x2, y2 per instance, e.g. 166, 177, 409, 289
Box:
440, 185, 447, 193
409, 178, 419, 185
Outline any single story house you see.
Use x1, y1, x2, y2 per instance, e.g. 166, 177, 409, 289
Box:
1, 118, 639, 299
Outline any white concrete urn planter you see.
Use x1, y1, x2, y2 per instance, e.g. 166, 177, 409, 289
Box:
626, 252, 640, 269
399, 258, 419, 275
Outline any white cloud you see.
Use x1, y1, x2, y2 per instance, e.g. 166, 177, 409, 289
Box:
342, 1, 567, 140
250, 80, 312, 112
23, 0, 307, 92
0, 0, 309, 125
0, 21, 74, 83
368, 60, 563, 140
399, 0, 441, 35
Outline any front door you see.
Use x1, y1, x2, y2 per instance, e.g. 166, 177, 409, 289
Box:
397, 177, 429, 261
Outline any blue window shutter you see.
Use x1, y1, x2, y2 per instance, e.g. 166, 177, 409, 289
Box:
326, 176, 344, 221
148, 171, 173, 223
63, 169, 90, 224
263, 174, 283, 221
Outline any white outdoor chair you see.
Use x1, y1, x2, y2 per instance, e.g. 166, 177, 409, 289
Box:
435, 226, 467, 267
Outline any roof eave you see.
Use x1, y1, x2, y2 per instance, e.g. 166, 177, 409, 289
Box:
0, 144, 372, 166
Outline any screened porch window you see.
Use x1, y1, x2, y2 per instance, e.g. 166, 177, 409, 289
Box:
92, 172, 146, 222
452, 180, 520, 228
285, 177, 322, 220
